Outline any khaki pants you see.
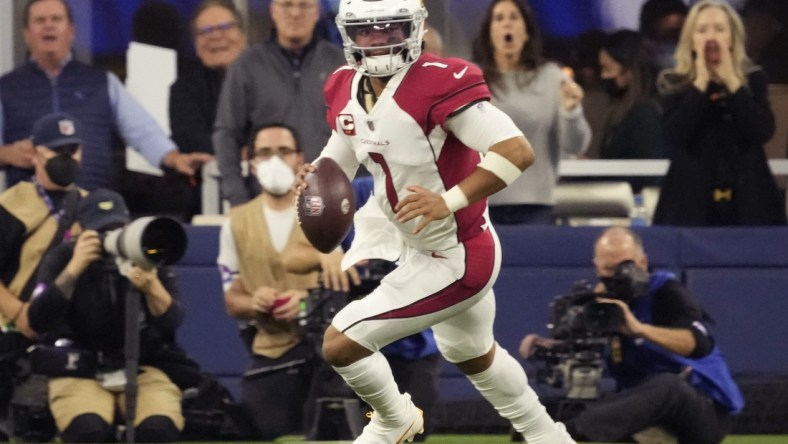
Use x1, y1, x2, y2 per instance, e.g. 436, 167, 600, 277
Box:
48, 366, 183, 432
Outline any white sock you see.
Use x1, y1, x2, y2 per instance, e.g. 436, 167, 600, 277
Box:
333, 352, 407, 423
465, 344, 571, 444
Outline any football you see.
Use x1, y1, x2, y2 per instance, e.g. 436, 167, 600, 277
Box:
297, 157, 355, 254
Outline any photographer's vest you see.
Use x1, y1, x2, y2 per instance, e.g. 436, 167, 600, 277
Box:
0, 182, 84, 323
619, 272, 745, 414
230, 195, 318, 359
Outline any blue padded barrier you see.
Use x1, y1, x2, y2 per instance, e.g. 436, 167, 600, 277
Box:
684, 268, 788, 374
679, 227, 788, 267
174, 265, 248, 376
494, 225, 681, 270
179, 225, 222, 266
175, 225, 788, 403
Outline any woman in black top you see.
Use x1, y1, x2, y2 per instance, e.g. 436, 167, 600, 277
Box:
598, 30, 665, 193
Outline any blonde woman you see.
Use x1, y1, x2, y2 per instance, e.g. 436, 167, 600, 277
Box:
654, 0, 785, 226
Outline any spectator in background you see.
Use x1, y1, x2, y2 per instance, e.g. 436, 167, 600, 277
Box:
213, 0, 344, 207
472, 0, 591, 225
571, 29, 608, 159
597, 30, 665, 193
0, 112, 86, 441
216, 123, 354, 440
741, 0, 788, 84
27, 189, 185, 443
653, 0, 786, 226
168, 0, 246, 218
0, 0, 212, 192
171, 0, 245, 157
639, 0, 689, 75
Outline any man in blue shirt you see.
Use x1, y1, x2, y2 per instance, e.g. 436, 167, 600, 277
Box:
0, 0, 213, 191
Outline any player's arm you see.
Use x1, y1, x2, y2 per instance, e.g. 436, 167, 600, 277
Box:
395, 102, 533, 233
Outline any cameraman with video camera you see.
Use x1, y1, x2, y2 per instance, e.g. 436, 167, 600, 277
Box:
520, 227, 743, 444
26, 189, 185, 442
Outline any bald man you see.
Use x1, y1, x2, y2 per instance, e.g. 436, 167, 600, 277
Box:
520, 227, 743, 444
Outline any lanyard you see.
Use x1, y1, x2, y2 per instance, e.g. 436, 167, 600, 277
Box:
33, 177, 65, 222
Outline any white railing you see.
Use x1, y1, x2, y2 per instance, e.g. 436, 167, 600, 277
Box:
558, 159, 788, 176
197, 159, 788, 216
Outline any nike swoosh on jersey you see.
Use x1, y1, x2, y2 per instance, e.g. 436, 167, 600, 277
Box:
453, 66, 469, 79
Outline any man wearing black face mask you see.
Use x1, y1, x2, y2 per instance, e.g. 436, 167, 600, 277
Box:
0, 112, 86, 440
520, 227, 743, 444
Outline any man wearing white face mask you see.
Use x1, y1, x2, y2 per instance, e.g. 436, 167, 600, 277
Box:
216, 123, 357, 439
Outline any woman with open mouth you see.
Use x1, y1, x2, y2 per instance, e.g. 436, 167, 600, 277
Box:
472, 0, 592, 225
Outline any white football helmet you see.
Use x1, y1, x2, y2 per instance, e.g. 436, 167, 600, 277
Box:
336, 0, 428, 77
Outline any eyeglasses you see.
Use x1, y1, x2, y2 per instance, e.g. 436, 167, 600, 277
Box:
196, 21, 238, 37
272, 1, 317, 11
253, 146, 298, 160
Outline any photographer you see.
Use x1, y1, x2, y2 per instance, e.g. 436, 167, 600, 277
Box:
216, 123, 357, 440
0, 112, 87, 441
26, 189, 184, 443
520, 227, 743, 444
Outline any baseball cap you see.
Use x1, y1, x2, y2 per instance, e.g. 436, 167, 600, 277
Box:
78, 188, 131, 231
31, 112, 84, 150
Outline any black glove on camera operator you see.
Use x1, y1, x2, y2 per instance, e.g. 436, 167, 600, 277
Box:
26, 189, 185, 443
520, 227, 743, 444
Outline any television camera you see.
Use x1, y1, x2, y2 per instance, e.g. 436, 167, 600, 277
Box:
530, 260, 650, 402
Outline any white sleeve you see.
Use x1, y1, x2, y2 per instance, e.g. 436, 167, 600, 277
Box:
443, 101, 525, 154
216, 219, 240, 292
316, 130, 359, 180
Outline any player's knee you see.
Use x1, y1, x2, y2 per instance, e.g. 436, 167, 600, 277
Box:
135, 415, 180, 442
454, 345, 496, 375
61, 413, 113, 443
322, 327, 369, 367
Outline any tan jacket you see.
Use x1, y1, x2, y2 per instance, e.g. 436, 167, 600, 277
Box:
229, 195, 318, 358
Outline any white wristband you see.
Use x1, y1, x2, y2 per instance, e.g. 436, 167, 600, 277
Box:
478, 151, 522, 185
441, 185, 469, 213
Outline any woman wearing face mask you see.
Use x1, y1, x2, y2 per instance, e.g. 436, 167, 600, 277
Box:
598, 29, 665, 200
472, 0, 591, 225
653, 0, 786, 226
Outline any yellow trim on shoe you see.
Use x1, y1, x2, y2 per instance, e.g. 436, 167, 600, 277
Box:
396, 408, 424, 444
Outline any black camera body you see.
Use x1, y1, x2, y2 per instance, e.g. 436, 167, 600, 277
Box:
549, 284, 624, 340
298, 259, 397, 348
532, 261, 650, 402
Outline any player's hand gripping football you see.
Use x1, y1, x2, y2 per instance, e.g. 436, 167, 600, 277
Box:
395, 185, 451, 234
293, 163, 315, 200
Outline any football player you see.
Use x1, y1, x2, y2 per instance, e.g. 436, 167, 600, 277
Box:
296, 1, 575, 442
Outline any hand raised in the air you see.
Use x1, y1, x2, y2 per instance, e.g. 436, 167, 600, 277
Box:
395, 185, 451, 234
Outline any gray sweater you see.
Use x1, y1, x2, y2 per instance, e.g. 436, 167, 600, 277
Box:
489, 62, 591, 206
213, 39, 345, 206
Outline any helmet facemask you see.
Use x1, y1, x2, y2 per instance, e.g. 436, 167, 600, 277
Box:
337, 9, 427, 77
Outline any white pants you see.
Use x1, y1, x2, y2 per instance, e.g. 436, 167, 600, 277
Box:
332, 228, 501, 363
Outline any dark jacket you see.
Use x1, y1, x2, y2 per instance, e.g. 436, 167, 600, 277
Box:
654, 69, 786, 226
28, 242, 184, 366
169, 59, 224, 154
213, 38, 345, 206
